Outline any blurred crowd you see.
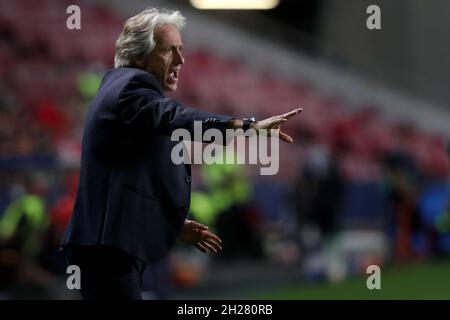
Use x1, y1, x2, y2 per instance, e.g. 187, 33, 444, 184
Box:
0, 0, 449, 299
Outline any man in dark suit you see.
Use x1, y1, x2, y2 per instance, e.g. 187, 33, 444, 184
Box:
61, 8, 302, 299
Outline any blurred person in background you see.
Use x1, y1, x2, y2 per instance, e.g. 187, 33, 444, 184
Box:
382, 125, 421, 262
189, 152, 263, 261
0, 173, 54, 298
60, 8, 302, 300
417, 137, 450, 257
294, 127, 343, 249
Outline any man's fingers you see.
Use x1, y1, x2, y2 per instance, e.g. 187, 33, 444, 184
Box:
195, 243, 207, 253
279, 130, 294, 143
204, 237, 222, 251
200, 240, 219, 253
281, 107, 303, 119
258, 107, 303, 130
195, 239, 219, 254
270, 118, 287, 127
202, 230, 222, 243
265, 127, 293, 143
188, 220, 208, 230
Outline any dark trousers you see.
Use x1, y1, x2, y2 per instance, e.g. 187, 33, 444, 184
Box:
64, 245, 146, 300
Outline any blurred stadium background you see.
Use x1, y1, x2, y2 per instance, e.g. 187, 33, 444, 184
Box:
0, 0, 449, 299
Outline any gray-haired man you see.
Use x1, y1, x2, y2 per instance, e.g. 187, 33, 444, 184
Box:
61, 8, 302, 299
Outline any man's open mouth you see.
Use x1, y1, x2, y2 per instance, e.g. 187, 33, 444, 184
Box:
169, 70, 179, 80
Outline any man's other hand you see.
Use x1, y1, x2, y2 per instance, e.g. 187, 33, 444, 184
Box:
178, 219, 222, 253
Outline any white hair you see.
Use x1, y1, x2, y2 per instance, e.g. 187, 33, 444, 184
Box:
114, 8, 186, 68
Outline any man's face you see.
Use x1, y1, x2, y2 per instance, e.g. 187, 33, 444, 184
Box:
141, 24, 185, 92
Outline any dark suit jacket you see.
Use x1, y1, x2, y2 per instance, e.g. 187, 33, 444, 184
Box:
61, 67, 233, 263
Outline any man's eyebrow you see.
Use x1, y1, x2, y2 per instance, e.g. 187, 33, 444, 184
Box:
168, 44, 183, 50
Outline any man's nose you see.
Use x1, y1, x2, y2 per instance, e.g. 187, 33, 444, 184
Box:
174, 49, 185, 65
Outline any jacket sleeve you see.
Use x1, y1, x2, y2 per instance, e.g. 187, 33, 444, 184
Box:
118, 72, 234, 144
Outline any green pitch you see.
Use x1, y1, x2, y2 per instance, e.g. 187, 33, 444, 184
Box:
254, 259, 450, 300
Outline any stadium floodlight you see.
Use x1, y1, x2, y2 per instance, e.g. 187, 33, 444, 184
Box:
190, 0, 279, 10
